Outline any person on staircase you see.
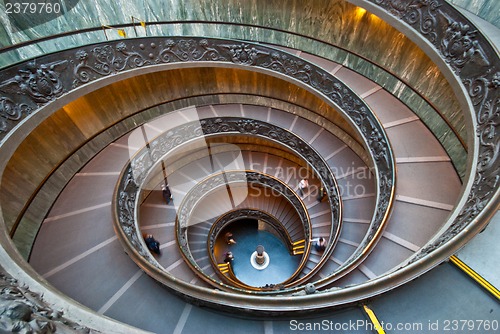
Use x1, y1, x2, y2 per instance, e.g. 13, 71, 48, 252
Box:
224, 251, 234, 263
317, 186, 327, 202
225, 232, 237, 245
143, 234, 161, 255
161, 184, 173, 204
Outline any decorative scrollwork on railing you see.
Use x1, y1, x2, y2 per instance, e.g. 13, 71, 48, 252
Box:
0, 38, 393, 279
208, 208, 298, 255
0, 60, 68, 104
115, 116, 346, 292
369, 0, 500, 264
1, 36, 397, 303
0, 0, 494, 314
199, 117, 393, 284
0, 97, 32, 133
178, 171, 309, 235
0, 38, 393, 184
119, 117, 343, 235
199, 118, 344, 261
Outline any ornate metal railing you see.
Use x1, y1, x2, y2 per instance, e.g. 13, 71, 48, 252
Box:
198, 117, 389, 286
209, 208, 298, 255
179, 171, 309, 247
1, 36, 399, 311
105, 9, 500, 312
0, 38, 394, 283
0, 20, 467, 179
115, 115, 348, 293
0, 0, 493, 321
178, 172, 311, 290
363, 0, 499, 264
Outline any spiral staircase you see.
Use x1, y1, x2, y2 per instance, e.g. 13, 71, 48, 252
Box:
0, 1, 498, 333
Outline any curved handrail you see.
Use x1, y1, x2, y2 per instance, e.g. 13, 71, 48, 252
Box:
1, 37, 398, 311
0, 0, 494, 319
361, 0, 499, 263
0, 38, 393, 272
0, 19, 468, 167
197, 118, 350, 284
9, 94, 360, 246
182, 171, 312, 284
116, 114, 349, 293
131, 115, 349, 277
209, 208, 298, 254
100, 11, 498, 312
177, 172, 311, 290
115, 115, 394, 295
0, 19, 466, 146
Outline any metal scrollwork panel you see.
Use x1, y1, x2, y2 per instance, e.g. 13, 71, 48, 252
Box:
0, 38, 393, 276
0, 38, 393, 191
1, 36, 396, 301
368, 0, 500, 261
208, 208, 297, 254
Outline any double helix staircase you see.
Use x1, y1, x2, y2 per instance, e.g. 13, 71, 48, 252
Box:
0, 0, 494, 332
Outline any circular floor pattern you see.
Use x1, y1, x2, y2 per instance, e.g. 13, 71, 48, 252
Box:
230, 225, 300, 287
